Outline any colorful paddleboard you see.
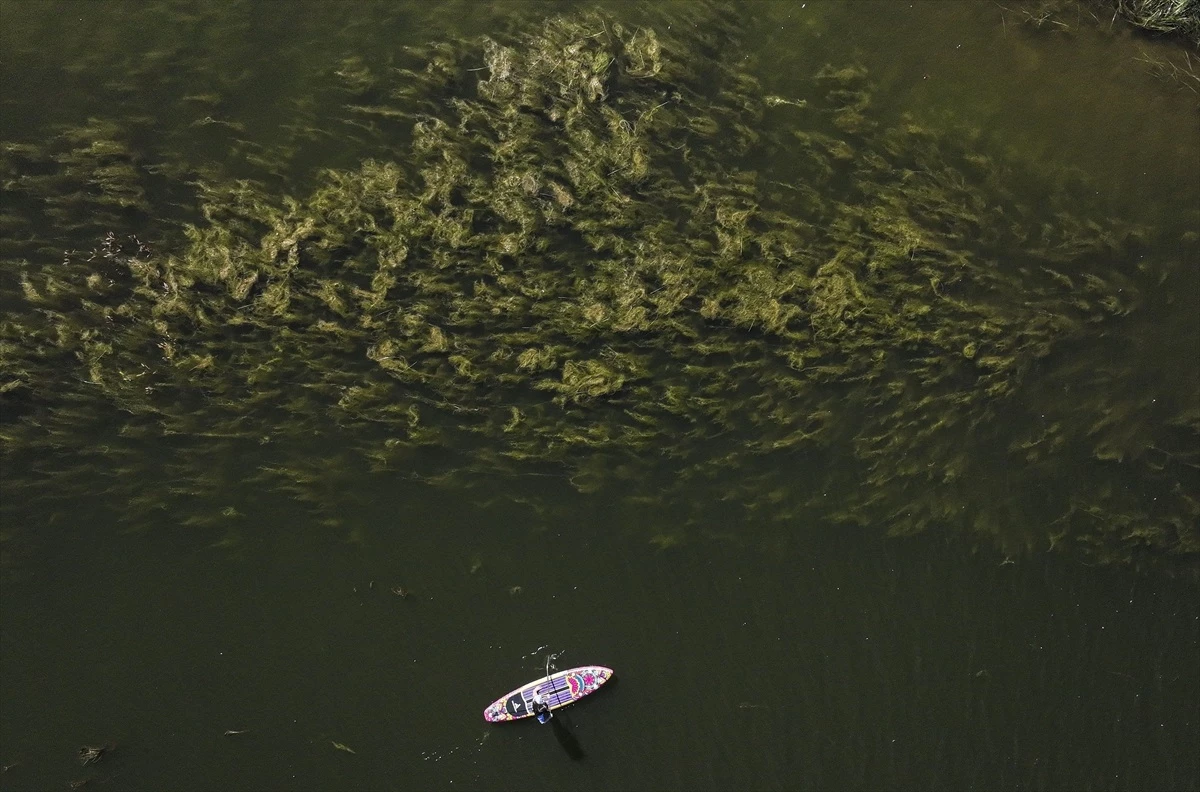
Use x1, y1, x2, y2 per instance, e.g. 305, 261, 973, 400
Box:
483, 666, 613, 722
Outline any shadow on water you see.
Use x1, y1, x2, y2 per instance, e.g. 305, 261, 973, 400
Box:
547, 715, 585, 761
544, 673, 620, 760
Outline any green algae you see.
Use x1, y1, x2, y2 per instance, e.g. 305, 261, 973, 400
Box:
0, 4, 1196, 573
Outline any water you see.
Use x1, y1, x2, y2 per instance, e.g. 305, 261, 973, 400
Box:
4, 478, 1197, 790
2, 2, 1197, 790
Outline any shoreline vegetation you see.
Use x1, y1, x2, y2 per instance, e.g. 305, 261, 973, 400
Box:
1, 3, 1196, 574
1003, 0, 1200, 47
1109, 0, 1200, 45
1000, 0, 1200, 94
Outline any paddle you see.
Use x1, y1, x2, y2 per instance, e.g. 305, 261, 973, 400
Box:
534, 654, 555, 723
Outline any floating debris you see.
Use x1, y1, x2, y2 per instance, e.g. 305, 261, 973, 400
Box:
76, 745, 110, 766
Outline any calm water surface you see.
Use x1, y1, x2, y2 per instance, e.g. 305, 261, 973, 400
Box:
1, 2, 1197, 790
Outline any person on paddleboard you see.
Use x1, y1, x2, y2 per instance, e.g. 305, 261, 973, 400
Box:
532, 690, 552, 724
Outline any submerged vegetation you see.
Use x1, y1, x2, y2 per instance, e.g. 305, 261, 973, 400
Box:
0, 4, 1196, 570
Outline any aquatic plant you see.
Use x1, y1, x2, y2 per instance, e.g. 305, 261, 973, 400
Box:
0, 4, 1195, 572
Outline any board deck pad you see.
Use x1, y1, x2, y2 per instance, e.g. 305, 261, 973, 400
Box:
484, 666, 613, 722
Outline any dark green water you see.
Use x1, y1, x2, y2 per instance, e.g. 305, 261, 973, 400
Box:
2, 2, 1198, 791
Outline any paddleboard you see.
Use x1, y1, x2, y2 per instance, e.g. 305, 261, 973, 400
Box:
483, 666, 613, 722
